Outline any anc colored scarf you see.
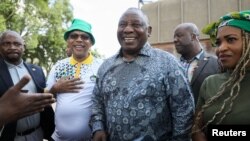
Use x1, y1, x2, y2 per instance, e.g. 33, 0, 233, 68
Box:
202, 10, 250, 47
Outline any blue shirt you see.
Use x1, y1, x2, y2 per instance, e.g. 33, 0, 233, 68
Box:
90, 43, 195, 141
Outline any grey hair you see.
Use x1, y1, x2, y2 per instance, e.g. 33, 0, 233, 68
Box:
123, 7, 150, 27
185, 23, 200, 36
0, 30, 24, 44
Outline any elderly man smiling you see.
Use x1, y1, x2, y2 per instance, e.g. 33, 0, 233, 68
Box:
46, 19, 103, 141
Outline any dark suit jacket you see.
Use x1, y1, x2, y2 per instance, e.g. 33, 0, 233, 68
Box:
190, 52, 220, 105
0, 58, 55, 141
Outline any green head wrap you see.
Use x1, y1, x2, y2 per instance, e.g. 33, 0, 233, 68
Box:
202, 10, 250, 47
64, 18, 95, 45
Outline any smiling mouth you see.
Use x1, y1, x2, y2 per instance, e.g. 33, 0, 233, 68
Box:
124, 37, 136, 43
74, 45, 84, 48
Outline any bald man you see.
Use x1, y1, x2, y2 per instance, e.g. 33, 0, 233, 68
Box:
0, 30, 55, 141
0, 75, 55, 129
174, 23, 219, 104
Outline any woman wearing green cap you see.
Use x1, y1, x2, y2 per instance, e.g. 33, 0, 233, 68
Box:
192, 10, 250, 141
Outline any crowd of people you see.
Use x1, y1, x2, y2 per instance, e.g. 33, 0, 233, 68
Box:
0, 6, 249, 141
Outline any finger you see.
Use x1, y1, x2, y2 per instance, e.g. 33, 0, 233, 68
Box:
62, 90, 80, 93
21, 107, 45, 118
68, 85, 83, 90
30, 94, 55, 104
73, 86, 83, 90
14, 75, 31, 91
74, 81, 84, 85
68, 80, 84, 87
29, 98, 55, 109
69, 78, 81, 83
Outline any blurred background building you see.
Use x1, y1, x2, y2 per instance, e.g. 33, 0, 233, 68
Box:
140, 0, 250, 56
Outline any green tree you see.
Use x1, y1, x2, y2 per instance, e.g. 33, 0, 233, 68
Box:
0, 0, 73, 74
0, 0, 104, 74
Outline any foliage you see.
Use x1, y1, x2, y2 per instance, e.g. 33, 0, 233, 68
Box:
91, 48, 105, 59
0, 0, 73, 74
0, 0, 104, 74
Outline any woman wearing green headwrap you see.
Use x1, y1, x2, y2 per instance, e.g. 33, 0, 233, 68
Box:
192, 10, 250, 141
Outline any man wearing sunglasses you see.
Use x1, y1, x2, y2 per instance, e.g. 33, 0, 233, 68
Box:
46, 19, 103, 141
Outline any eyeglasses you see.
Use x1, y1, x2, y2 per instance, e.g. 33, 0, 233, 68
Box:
69, 33, 90, 41
0, 41, 23, 47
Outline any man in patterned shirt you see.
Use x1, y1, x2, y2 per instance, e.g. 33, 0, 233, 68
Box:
46, 19, 103, 141
90, 8, 194, 141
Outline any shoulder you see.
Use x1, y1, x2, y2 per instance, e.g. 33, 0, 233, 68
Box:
96, 55, 117, 75
56, 57, 70, 64
200, 53, 219, 68
100, 55, 117, 66
25, 63, 43, 71
52, 58, 70, 67
203, 73, 228, 85
203, 53, 218, 61
93, 57, 104, 65
148, 47, 178, 63
199, 73, 228, 102
151, 48, 182, 70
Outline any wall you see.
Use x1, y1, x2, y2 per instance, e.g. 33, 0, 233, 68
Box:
142, 0, 250, 55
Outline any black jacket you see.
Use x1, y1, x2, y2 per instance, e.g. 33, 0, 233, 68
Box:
0, 58, 55, 141
190, 53, 220, 104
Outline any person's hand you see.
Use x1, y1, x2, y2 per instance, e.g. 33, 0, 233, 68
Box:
92, 130, 107, 141
50, 76, 84, 94
0, 75, 55, 126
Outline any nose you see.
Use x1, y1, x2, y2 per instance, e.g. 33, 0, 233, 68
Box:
218, 41, 228, 53
123, 25, 134, 33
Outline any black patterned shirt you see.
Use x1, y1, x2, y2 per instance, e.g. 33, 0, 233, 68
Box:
90, 43, 195, 141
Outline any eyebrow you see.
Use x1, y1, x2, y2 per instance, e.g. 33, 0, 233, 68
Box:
217, 34, 239, 39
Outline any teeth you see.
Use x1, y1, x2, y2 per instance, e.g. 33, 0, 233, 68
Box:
75, 46, 83, 48
124, 38, 135, 42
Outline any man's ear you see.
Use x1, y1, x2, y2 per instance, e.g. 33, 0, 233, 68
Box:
191, 33, 199, 41
147, 26, 152, 37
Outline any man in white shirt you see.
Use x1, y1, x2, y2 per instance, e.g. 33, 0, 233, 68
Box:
46, 19, 103, 141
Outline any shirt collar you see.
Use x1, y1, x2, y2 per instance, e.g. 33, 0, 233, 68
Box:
196, 50, 204, 60
5, 59, 24, 69
69, 53, 93, 65
180, 50, 204, 62
115, 42, 152, 58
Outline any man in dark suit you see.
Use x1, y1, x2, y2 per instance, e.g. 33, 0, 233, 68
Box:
0, 75, 55, 133
0, 30, 55, 141
174, 23, 220, 104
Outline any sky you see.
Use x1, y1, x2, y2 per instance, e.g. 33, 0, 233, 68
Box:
70, 0, 140, 58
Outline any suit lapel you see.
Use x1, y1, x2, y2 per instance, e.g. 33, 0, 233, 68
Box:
24, 63, 39, 89
191, 52, 208, 85
24, 63, 45, 92
0, 59, 14, 89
